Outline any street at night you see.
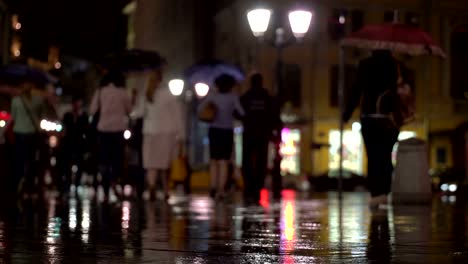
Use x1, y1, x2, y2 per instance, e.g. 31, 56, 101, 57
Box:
0, 190, 465, 263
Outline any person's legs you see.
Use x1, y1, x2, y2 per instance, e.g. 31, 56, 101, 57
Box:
253, 140, 269, 202
209, 160, 218, 198
14, 133, 27, 194
108, 132, 124, 200
158, 169, 170, 200
362, 119, 399, 199
147, 169, 157, 200
242, 138, 255, 202
217, 160, 228, 199
98, 132, 112, 200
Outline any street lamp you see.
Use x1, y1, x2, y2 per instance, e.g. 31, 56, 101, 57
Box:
194, 82, 209, 97
247, 7, 312, 199
169, 79, 185, 96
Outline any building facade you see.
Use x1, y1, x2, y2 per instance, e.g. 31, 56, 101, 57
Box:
214, 0, 468, 180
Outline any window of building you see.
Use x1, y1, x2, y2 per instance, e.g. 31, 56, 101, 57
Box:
351, 10, 364, 32
330, 65, 357, 107
328, 9, 347, 40
384, 10, 395, 23
280, 64, 302, 107
451, 25, 468, 100
405, 12, 419, 26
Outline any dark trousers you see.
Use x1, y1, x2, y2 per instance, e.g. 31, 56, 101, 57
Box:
242, 135, 269, 203
59, 148, 84, 193
361, 118, 399, 197
14, 133, 38, 194
98, 132, 125, 196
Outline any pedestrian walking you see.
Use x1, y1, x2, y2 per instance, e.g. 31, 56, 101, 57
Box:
59, 95, 89, 196
240, 74, 278, 204
90, 71, 132, 202
11, 81, 45, 198
133, 70, 185, 201
198, 74, 244, 200
343, 50, 412, 207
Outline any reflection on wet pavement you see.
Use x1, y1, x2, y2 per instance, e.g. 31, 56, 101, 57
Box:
0, 190, 466, 263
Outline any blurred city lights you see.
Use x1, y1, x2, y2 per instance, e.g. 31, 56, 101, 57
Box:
195, 83, 209, 97
449, 184, 458, 192
339, 15, 346, 24
14, 23, 21, 30
169, 79, 184, 96
441, 183, 449, 192
54, 62, 62, 69
49, 136, 58, 148
0, 120, 5, 128
352, 122, 361, 132
124, 130, 132, 140
13, 50, 20, 57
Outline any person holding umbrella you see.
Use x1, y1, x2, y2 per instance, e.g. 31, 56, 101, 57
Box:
11, 81, 46, 198
198, 74, 244, 201
343, 50, 413, 207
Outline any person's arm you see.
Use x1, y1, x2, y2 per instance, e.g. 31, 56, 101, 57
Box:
10, 98, 18, 122
130, 95, 145, 119
234, 95, 245, 118
123, 90, 132, 115
342, 62, 365, 123
89, 90, 99, 115
173, 99, 186, 142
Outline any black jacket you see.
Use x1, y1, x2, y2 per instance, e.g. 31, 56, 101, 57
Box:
240, 87, 281, 138
343, 51, 401, 122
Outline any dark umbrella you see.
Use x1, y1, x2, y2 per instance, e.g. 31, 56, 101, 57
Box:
101, 49, 167, 73
184, 60, 245, 87
0, 64, 56, 86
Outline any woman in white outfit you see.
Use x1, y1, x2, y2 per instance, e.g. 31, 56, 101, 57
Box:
134, 70, 185, 200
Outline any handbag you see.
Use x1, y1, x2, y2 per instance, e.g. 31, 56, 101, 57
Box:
198, 101, 217, 123
375, 63, 415, 129
170, 156, 188, 182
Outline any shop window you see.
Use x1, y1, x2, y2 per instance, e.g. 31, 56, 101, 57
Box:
280, 128, 301, 175
329, 129, 363, 176
330, 64, 357, 107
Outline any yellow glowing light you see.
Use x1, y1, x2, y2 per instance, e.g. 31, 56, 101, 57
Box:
13, 50, 20, 57
284, 201, 295, 241
14, 23, 21, 30
54, 62, 62, 69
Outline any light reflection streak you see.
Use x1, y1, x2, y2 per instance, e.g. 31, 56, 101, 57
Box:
122, 201, 131, 233
46, 200, 61, 260
69, 198, 77, 231
81, 200, 91, 244
280, 190, 297, 264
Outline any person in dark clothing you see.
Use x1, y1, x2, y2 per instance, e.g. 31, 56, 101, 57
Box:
240, 74, 279, 204
59, 96, 89, 196
343, 50, 403, 207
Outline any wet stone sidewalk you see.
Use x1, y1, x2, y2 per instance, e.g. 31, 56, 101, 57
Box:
0, 190, 467, 263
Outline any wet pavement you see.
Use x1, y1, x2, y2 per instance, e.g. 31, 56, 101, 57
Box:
0, 189, 466, 263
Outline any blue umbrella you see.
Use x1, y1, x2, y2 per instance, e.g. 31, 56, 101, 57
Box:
0, 64, 56, 86
184, 60, 245, 87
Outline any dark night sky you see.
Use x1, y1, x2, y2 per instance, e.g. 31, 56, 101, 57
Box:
8, 0, 130, 62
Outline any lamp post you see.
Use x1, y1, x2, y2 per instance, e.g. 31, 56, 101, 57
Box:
247, 7, 312, 199
169, 79, 210, 161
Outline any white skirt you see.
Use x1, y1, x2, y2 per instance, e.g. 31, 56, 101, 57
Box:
143, 133, 178, 170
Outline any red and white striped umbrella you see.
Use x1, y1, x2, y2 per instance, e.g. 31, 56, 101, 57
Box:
341, 23, 446, 57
